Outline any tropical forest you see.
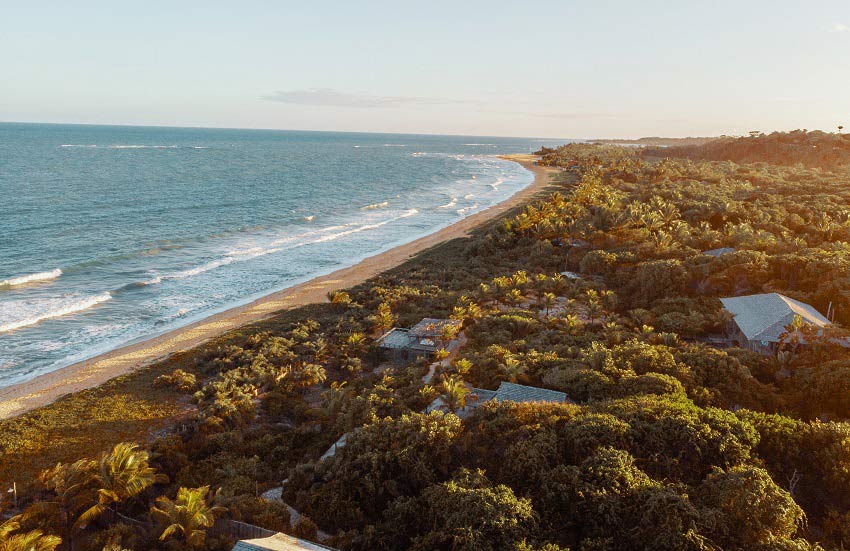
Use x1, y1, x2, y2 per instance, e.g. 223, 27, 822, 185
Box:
4, 131, 850, 551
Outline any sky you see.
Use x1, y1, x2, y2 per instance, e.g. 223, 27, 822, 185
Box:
1, 0, 849, 138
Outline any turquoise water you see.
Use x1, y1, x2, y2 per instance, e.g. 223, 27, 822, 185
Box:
0, 123, 557, 387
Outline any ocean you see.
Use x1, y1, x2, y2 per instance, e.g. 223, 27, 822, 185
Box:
0, 123, 560, 387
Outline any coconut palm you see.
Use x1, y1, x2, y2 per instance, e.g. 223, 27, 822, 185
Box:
23, 458, 97, 543
550, 273, 568, 295
450, 358, 473, 378
439, 376, 471, 414
371, 302, 396, 335
500, 357, 526, 383
327, 290, 351, 308
539, 292, 557, 317
585, 302, 602, 326
564, 314, 583, 335
78, 443, 168, 528
0, 519, 61, 551
346, 332, 369, 355
151, 486, 225, 549
1, 532, 60, 551
298, 363, 327, 388
506, 288, 524, 308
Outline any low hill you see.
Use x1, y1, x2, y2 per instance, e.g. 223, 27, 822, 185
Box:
644, 129, 850, 170
591, 136, 721, 147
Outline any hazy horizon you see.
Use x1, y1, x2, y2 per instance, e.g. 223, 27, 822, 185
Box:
3, 1, 849, 138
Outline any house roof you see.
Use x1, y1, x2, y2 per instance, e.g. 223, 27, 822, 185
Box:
377, 328, 412, 349
232, 533, 337, 551
493, 381, 567, 403
425, 384, 568, 418
720, 293, 829, 344
409, 318, 460, 338
703, 247, 735, 257
425, 387, 497, 419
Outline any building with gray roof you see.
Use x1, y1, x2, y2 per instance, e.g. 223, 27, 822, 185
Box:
491, 381, 568, 403
720, 292, 829, 355
232, 533, 337, 551
425, 381, 568, 418
702, 247, 736, 257
377, 318, 461, 364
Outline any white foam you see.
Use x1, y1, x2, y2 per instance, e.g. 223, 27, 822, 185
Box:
108, 145, 178, 149
160, 220, 373, 283
303, 215, 315, 222
60, 144, 202, 150
361, 201, 389, 210
456, 204, 480, 215
305, 209, 419, 244
0, 292, 112, 334
437, 197, 458, 209
166, 245, 282, 281
269, 223, 357, 247
1, 269, 62, 287
168, 257, 235, 280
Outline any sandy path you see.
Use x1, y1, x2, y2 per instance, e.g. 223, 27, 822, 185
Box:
0, 155, 557, 419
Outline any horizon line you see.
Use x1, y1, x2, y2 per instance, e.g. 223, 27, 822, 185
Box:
0, 119, 723, 142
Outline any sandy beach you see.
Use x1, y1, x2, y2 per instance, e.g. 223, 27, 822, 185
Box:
0, 155, 557, 419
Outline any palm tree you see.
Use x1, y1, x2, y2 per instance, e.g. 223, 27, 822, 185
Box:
585, 298, 602, 325
0, 519, 61, 551
78, 443, 168, 528
506, 288, 524, 308
346, 332, 368, 355
327, 290, 351, 309
550, 273, 568, 295
564, 314, 582, 335
453, 358, 473, 376
500, 357, 526, 383
539, 292, 557, 318
298, 363, 327, 388
372, 302, 396, 335
25, 458, 97, 542
439, 376, 471, 414
151, 486, 225, 549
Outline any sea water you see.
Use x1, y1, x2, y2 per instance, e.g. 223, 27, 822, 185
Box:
0, 123, 561, 387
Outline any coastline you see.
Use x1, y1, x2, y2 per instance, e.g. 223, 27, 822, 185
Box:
0, 154, 558, 419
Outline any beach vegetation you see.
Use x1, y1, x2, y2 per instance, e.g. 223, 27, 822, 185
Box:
4, 139, 850, 549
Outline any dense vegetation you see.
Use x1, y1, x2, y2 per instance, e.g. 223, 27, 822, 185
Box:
643, 129, 850, 170
3, 139, 850, 550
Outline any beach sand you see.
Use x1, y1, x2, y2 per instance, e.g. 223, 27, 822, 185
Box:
0, 155, 558, 419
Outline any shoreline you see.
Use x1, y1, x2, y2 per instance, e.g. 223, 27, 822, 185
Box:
0, 154, 558, 419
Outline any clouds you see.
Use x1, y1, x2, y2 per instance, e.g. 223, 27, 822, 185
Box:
262, 88, 619, 122
262, 88, 467, 109
830, 22, 848, 33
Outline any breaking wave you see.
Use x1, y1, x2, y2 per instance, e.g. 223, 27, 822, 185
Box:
60, 144, 206, 150
0, 292, 112, 334
165, 246, 282, 281
1, 269, 62, 288
361, 201, 389, 210
153, 211, 417, 284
